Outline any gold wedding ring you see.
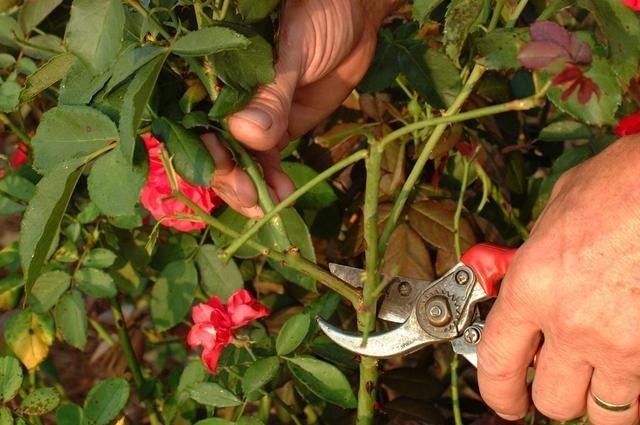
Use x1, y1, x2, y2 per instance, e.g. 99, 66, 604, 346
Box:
590, 391, 634, 412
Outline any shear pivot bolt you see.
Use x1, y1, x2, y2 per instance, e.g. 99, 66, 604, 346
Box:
463, 327, 481, 345
398, 281, 412, 296
425, 296, 452, 327
455, 270, 470, 285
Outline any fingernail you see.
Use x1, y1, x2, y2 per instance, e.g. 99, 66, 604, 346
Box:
237, 107, 272, 130
496, 413, 522, 421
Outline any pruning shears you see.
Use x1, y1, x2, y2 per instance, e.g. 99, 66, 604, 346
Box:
317, 244, 517, 366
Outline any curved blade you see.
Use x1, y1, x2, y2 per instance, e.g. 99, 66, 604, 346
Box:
316, 316, 438, 358
328, 263, 364, 289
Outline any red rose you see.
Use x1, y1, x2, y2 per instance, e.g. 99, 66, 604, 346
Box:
10, 142, 28, 168
622, 0, 640, 10
614, 111, 640, 137
187, 290, 270, 374
139, 134, 222, 232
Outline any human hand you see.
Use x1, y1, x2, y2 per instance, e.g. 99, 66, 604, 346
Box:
201, 0, 396, 217
477, 135, 640, 425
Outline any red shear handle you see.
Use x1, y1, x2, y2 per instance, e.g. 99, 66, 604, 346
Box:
460, 243, 517, 297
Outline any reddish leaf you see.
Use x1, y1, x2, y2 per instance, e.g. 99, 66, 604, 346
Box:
530, 21, 572, 49
382, 223, 434, 281
568, 34, 592, 64
518, 41, 569, 69
577, 77, 601, 104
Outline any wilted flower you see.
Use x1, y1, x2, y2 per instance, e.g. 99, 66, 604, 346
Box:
519, 21, 599, 104
622, 0, 640, 10
187, 290, 270, 374
139, 134, 222, 232
614, 111, 640, 137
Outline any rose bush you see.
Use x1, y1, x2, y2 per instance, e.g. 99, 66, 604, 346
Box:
0, 0, 639, 424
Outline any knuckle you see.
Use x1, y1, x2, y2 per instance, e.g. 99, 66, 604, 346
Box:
477, 338, 521, 382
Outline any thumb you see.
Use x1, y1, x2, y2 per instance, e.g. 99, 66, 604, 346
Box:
228, 53, 300, 152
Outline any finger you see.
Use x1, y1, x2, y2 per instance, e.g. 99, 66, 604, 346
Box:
228, 42, 301, 152
287, 27, 378, 138
477, 293, 542, 420
255, 149, 295, 202
588, 369, 640, 425
200, 133, 262, 217
531, 340, 591, 420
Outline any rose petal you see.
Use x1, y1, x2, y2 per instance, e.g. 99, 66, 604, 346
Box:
615, 111, 640, 137
201, 343, 226, 374
622, 0, 640, 11
192, 303, 215, 324
187, 323, 218, 350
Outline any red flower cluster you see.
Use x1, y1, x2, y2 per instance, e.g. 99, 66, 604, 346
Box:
614, 111, 640, 137
187, 290, 270, 374
1, 142, 29, 179
139, 134, 222, 232
622, 0, 640, 10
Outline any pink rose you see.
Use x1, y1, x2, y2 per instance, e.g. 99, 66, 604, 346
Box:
615, 111, 640, 137
10, 142, 28, 168
139, 134, 222, 232
622, 0, 640, 10
187, 290, 270, 374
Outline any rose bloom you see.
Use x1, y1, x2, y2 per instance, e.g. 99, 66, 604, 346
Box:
623, 0, 640, 10
140, 134, 222, 232
614, 111, 640, 137
187, 290, 270, 374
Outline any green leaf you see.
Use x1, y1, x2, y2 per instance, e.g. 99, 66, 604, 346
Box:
237, 418, 265, 425
19, 162, 84, 295
211, 25, 275, 90
87, 150, 145, 216
20, 52, 76, 104
210, 207, 260, 259
442, 0, 484, 67
77, 201, 101, 224
107, 45, 167, 93
28, 270, 71, 313
119, 52, 167, 162
0, 356, 23, 402
578, 0, 640, 83
176, 361, 207, 405
55, 403, 86, 425
0, 276, 23, 311
194, 420, 233, 425
0, 175, 36, 202
172, 26, 250, 57
55, 290, 88, 349
475, 28, 529, 70
539, 120, 592, 142
0, 16, 23, 49
208, 85, 253, 120
32, 106, 118, 174
0, 79, 20, 113
0, 53, 15, 68
82, 248, 117, 268
286, 356, 356, 408
65, 0, 125, 75
151, 260, 198, 331
58, 59, 110, 105
280, 162, 338, 210
83, 378, 129, 425
17, 387, 60, 416
0, 406, 11, 425
22, 34, 63, 60
276, 313, 310, 356
151, 117, 215, 187
75, 268, 117, 298
19, 0, 63, 33
4, 309, 55, 370
544, 56, 621, 126
262, 208, 316, 291
195, 244, 244, 300
413, 0, 445, 22
188, 382, 242, 407
237, 0, 279, 22
242, 356, 280, 396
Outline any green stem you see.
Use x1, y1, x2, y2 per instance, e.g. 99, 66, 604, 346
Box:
487, 0, 506, 31
223, 134, 292, 251
0, 113, 31, 144
223, 150, 368, 259
506, 0, 530, 28
354, 139, 383, 425
124, 0, 172, 40
110, 299, 162, 425
378, 65, 486, 256
453, 155, 472, 260
451, 354, 463, 425
174, 192, 361, 304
